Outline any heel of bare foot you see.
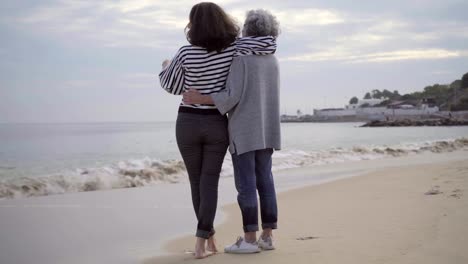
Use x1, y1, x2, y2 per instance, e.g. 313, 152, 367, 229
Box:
194, 237, 214, 259
194, 249, 215, 259
194, 251, 212, 259
194, 238, 206, 259
207, 236, 218, 253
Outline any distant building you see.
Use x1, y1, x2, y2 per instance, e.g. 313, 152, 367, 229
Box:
313, 108, 355, 117
296, 109, 303, 118
313, 98, 439, 121
421, 98, 437, 107
282, 97, 442, 123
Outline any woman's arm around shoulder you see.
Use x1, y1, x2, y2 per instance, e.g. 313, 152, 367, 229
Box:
210, 57, 247, 114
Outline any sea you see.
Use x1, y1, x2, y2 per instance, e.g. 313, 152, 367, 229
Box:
1, 122, 468, 199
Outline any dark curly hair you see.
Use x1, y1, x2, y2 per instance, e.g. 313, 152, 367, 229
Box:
185, 2, 239, 52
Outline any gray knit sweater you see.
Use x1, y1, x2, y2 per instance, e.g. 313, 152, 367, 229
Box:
211, 55, 281, 155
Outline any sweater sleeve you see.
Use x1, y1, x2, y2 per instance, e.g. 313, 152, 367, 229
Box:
158, 47, 185, 95
211, 57, 245, 115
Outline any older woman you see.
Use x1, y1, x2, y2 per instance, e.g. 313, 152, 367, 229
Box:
183, 9, 281, 254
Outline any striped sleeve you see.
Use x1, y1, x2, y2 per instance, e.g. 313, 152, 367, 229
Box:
234, 36, 277, 57
159, 47, 186, 95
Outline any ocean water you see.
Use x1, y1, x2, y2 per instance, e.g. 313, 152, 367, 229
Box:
1, 122, 468, 199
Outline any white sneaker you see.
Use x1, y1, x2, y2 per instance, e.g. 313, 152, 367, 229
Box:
258, 236, 275, 250
224, 237, 261, 254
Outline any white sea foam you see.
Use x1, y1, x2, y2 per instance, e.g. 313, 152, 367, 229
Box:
1, 138, 467, 199
0, 158, 186, 199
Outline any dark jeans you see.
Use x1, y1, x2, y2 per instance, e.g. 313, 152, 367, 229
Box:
176, 112, 229, 239
231, 149, 278, 233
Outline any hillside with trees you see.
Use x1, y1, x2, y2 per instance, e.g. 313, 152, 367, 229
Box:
349, 72, 468, 111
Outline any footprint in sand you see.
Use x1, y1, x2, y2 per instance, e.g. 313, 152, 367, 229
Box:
449, 189, 463, 199
296, 236, 319, 241
425, 186, 442, 195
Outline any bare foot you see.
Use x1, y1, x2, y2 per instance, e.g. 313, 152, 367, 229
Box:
207, 236, 218, 253
194, 251, 211, 259
194, 237, 212, 259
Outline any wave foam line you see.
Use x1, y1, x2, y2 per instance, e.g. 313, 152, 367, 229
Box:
0, 158, 186, 199
1, 138, 467, 199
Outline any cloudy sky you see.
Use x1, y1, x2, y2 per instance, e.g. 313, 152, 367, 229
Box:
1, 0, 467, 123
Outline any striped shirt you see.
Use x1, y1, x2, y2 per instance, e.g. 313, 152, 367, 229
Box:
159, 36, 277, 111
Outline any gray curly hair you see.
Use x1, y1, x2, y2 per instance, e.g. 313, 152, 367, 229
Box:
242, 9, 280, 37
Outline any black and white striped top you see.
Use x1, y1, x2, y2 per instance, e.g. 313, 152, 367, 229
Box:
159, 36, 277, 111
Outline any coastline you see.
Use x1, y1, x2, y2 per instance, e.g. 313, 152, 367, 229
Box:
1, 151, 467, 264
145, 153, 468, 264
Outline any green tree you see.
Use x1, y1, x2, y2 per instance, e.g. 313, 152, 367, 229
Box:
371, 89, 383, 99
461, 72, 468, 89
349, 97, 359, 104
364, 92, 372, 99
401, 93, 419, 101
450, 80, 461, 89
381, 89, 394, 99
422, 84, 450, 106
451, 98, 468, 111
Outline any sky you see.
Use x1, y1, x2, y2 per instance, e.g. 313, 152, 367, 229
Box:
1, 0, 468, 123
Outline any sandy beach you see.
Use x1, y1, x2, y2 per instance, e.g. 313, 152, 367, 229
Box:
146, 156, 468, 264
1, 151, 467, 264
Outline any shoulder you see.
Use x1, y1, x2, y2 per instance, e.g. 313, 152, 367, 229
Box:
177, 45, 210, 54
236, 54, 278, 65
177, 45, 196, 54
234, 56, 279, 79
175, 45, 208, 61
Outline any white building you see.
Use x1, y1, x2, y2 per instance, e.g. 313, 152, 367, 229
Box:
314, 98, 439, 119
313, 108, 356, 117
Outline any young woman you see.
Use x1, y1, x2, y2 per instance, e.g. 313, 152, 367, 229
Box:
159, 2, 276, 259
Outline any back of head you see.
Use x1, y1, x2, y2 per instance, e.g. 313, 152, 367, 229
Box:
186, 2, 240, 52
242, 9, 280, 37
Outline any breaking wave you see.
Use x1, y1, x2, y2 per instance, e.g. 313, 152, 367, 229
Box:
0, 159, 186, 199
1, 138, 467, 199
268, 137, 468, 171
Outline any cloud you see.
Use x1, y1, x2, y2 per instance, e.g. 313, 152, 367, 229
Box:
12, 1, 350, 51
274, 8, 345, 27
230, 8, 345, 33
12, 1, 467, 55
282, 48, 468, 63
12, 0, 193, 48
356, 49, 466, 63
279, 14, 468, 64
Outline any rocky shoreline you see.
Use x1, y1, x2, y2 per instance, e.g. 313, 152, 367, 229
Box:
361, 118, 468, 127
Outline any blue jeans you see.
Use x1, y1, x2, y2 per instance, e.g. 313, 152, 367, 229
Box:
231, 149, 278, 233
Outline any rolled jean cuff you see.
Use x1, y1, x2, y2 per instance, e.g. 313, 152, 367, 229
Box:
208, 229, 216, 238
196, 228, 215, 239
243, 224, 259, 233
196, 229, 211, 239
262, 222, 277, 230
